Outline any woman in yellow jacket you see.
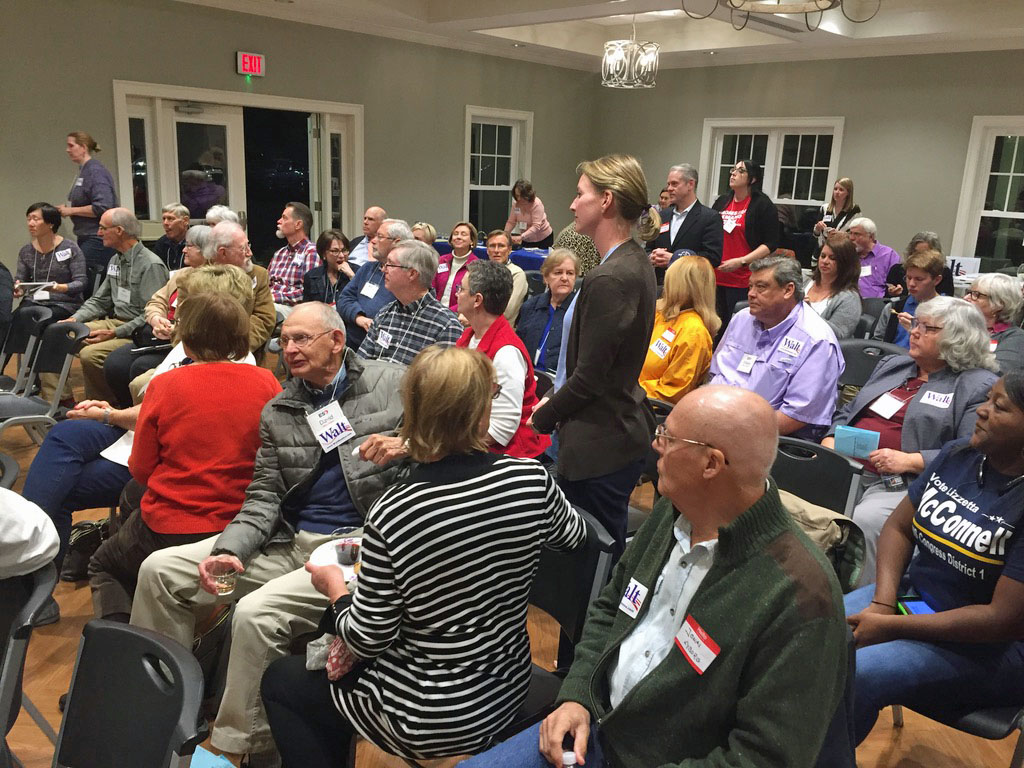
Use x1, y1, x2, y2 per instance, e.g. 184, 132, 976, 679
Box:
639, 255, 720, 403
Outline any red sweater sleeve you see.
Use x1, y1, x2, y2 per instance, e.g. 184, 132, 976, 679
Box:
129, 376, 163, 487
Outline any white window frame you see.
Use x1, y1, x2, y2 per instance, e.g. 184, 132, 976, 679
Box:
112, 80, 363, 240
698, 117, 845, 206
463, 106, 533, 223
951, 115, 1024, 259
126, 99, 157, 222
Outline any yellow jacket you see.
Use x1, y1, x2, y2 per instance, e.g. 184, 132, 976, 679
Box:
638, 309, 713, 403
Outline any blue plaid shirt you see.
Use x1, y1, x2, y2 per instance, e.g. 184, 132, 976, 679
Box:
357, 292, 462, 365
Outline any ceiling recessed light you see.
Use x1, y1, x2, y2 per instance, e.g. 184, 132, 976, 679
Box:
706, 50, 716, 55
512, 43, 525, 47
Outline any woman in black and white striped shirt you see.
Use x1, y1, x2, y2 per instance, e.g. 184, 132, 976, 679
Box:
262, 345, 586, 766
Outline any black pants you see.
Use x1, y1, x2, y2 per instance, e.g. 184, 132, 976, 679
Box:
557, 456, 644, 559
262, 655, 355, 768
522, 232, 554, 249
77, 236, 116, 300
715, 285, 748, 343
102, 343, 170, 407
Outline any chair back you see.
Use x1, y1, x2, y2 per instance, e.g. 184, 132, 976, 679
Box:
812, 626, 856, 768
837, 339, 909, 390
0, 306, 53, 394
733, 300, 749, 315
534, 370, 554, 399
54, 619, 207, 768
0, 454, 18, 490
524, 271, 545, 297
853, 313, 874, 339
1, 564, 57, 738
529, 508, 616, 651
25, 323, 90, 414
772, 437, 862, 518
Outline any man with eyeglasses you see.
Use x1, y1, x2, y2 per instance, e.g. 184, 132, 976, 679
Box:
132, 301, 406, 768
465, 385, 847, 768
847, 217, 901, 300
709, 255, 843, 441
337, 218, 409, 349
61, 207, 168, 403
873, 247, 945, 348
266, 202, 319, 318
357, 239, 462, 365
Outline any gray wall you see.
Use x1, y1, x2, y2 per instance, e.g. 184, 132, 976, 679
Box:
0, 0, 597, 266
594, 50, 1024, 255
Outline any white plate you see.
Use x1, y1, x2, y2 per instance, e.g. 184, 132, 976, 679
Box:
308, 538, 360, 581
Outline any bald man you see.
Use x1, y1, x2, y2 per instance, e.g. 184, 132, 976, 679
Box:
347, 205, 386, 268
466, 386, 849, 768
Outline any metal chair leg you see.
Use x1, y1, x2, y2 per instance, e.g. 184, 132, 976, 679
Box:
21, 694, 57, 744
891, 704, 904, 728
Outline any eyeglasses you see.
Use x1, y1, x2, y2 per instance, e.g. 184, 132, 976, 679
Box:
382, 261, 411, 272
327, 247, 348, 256
279, 330, 332, 349
910, 318, 944, 335
96, 224, 121, 232
492, 383, 502, 400
654, 424, 729, 464
965, 290, 990, 301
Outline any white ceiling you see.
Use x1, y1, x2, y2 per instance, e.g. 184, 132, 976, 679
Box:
180, 0, 1024, 72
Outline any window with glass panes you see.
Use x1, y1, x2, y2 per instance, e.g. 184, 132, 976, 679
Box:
975, 134, 1024, 264
469, 121, 515, 237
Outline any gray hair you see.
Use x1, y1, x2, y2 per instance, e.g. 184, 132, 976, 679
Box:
393, 239, 439, 291
974, 273, 1023, 324
750, 255, 805, 302
185, 224, 214, 263
465, 260, 513, 316
382, 218, 413, 242
917, 296, 998, 373
905, 230, 942, 257
300, 301, 346, 333
848, 216, 876, 238
205, 205, 239, 225
161, 202, 190, 219
669, 163, 699, 188
210, 221, 244, 262
108, 208, 142, 240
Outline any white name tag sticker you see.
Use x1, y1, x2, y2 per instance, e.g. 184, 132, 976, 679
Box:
618, 578, 649, 619
675, 615, 720, 675
377, 329, 393, 349
868, 392, 904, 419
921, 391, 953, 409
360, 281, 379, 299
990, 339, 999, 352
292, 253, 306, 265
55, 249, 72, 262
650, 338, 671, 359
662, 329, 676, 343
437, 262, 450, 274
116, 286, 132, 304
75, 178, 84, 187
252, 276, 258, 288
32, 290, 50, 302
722, 220, 737, 234
779, 336, 804, 357
860, 265, 872, 278
107, 263, 120, 277
737, 353, 757, 374
659, 222, 670, 233
305, 401, 356, 452
823, 214, 834, 224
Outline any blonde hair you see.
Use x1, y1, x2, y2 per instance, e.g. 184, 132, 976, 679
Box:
577, 154, 661, 241
177, 264, 254, 314
400, 346, 491, 461
412, 222, 437, 243
827, 177, 855, 214
658, 255, 721, 336
539, 247, 579, 278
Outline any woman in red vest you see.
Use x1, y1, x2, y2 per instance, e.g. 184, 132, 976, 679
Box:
455, 260, 550, 460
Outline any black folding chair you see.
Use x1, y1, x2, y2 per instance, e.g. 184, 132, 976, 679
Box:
890, 701, 1024, 768
0, 306, 53, 395
837, 338, 909, 390
772, 437, 863, 518
524, 271, 545, 297
1, 564, 58, 768
54, 619, 207, 768
534, 370, 554, 399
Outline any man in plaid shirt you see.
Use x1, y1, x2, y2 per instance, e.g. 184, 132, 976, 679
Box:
357, 239, 462, 365
267, 202, 319, 317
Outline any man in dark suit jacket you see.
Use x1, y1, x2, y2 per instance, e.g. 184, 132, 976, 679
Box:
647, 163, 723, 283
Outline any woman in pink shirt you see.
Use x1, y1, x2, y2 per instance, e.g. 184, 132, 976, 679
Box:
504, 179, 553, 249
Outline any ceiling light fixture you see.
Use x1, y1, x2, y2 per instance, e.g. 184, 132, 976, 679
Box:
681, 0, 880, 32
601, 16, 660, 89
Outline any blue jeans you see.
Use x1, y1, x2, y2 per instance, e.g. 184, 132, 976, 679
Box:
21, 419, 132, 572
456, 722, 605, 768
845, 585, 1024, 744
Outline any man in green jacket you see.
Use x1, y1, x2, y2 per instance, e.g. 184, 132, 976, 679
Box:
464, 385, 848, 768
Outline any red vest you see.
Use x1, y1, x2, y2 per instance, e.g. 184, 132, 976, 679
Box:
457, 315, 551, 459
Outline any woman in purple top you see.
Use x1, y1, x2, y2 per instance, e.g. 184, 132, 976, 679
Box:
57, 131, 119, 286
15, 202, 86, 320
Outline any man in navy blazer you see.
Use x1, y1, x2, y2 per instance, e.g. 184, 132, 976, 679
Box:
647, 163, 723, 284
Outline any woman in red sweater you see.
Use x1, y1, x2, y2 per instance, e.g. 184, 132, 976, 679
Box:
87, 289, 281, 621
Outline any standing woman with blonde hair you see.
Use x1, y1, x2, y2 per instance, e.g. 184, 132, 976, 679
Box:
813, 177, 861, 244
531, 154, 659, 554
639, 255, 719, 403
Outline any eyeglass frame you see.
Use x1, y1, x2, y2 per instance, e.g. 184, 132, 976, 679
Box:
909, 317, 944, 335
279, 329, 334, 349
382, 259, 413, 272
965, 289, 990, 301
653, 424, 729, 464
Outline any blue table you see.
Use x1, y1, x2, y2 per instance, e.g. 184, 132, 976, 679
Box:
432, 240, 548, 271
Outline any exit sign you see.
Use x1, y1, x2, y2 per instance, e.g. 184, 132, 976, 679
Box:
237, 51, 266, 77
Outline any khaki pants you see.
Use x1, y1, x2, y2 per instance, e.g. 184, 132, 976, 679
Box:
79, 319, 131, 403
129, 368, 156, 404
130, 531, 336, 754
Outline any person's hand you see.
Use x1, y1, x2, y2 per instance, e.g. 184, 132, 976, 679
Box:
820, 436, 835, 450
649, 248, 671, 268
355, 315, 373, 332
57, 204, 72, 217
511, 235, 523, 247
150, 316, 174, 339
847, 609, 898, 648
66, 400, 114, 422
57, 317, 75, 323
539, 702, 591, 766
869, 448, 916, 475
358, 434, 408, 466
51, 283, 68, 294
13, 282, 24, 299
339, 261, 356, 280
896, 311, 913, 332
527, 396, 549, 432
305, 562, 349, 602
717, 258, 746, 273
886, 283, 904, 297
197, 554, 244, 596
85, 328, 116, 344
813, 221, 826, 235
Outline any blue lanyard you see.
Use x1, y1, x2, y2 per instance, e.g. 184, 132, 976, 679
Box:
535, 304, 556, 369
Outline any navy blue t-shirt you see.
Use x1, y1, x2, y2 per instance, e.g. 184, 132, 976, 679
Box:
908, 438, 1024, 611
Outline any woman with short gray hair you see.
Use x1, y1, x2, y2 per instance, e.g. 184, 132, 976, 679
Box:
824, 295, 999, 583
965, 273, 1024, 373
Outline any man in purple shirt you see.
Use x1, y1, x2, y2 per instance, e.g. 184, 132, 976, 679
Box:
710, 256, 843, 440
267, 202, 320, 317
848, 217, 901, 299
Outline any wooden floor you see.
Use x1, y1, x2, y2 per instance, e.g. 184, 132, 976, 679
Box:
3, 361, 1019, 767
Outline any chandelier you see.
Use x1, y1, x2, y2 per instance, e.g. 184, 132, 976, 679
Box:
601, 18, 661, 89
681, 0, 881, 32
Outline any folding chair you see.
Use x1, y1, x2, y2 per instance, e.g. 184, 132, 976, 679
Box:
0, 455, 18, 491
837, 338, 909, 390
524, 271, 545, 297
0, 306, 53, 394
772, 436, 863, 519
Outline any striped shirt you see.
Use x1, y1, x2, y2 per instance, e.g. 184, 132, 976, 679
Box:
356, 291, 463, 366
331, 452, 585, 758
267, 237, 319, 305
